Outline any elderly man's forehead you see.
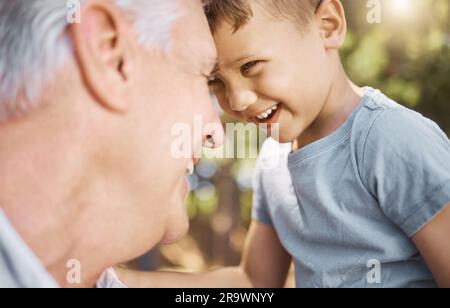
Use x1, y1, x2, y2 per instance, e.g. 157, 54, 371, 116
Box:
178, 41, 217, 74
172, 0, 217, 70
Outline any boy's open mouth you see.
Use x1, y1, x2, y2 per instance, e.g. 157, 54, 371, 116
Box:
254, 103, 282, 124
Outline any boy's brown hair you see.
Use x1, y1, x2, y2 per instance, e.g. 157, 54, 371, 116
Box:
203, 0, 322, 33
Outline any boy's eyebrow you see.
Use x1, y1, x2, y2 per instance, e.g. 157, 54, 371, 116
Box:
230, 54, 256, 65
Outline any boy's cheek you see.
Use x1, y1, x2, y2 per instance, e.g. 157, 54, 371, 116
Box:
216, 99, 230, 115
224, 107, 250, 123
215, 96, 239, 119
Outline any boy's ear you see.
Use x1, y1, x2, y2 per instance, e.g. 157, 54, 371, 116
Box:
70, 0, 130, 113
315, 0, 347, 49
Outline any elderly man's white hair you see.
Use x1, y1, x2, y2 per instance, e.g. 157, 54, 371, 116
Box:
0, 0, 180, 122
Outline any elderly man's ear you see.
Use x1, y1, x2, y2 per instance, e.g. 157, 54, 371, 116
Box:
71, 0, 131, 112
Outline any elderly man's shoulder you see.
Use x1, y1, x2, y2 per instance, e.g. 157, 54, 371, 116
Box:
0, 210, 58, 288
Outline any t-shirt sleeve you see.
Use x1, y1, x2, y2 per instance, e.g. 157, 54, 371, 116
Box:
361, 107, 450, 237
251, 156, 273, 225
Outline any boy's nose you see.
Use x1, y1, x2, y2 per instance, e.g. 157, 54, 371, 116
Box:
228, 89, 257, 112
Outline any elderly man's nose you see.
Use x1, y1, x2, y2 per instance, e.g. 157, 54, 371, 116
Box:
228, 89, 257, 112
202, 102, 225, 149
203, 118, 225, 149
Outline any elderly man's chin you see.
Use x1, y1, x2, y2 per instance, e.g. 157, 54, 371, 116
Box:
159, 178, 190, 245
160, 213, 190, 245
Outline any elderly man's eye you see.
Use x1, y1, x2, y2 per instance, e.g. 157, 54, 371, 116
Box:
240, 60, 262, 75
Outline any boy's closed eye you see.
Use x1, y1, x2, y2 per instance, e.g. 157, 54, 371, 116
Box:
240, 60, 263, 76
207, 60, 264, 87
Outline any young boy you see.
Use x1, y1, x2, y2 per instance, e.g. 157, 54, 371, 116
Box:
118, 0, 450, 287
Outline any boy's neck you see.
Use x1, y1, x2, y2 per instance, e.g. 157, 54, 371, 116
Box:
294, 63, 364, 151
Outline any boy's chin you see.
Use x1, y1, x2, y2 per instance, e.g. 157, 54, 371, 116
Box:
273, 136, 295, 144
269, 128, 298, 144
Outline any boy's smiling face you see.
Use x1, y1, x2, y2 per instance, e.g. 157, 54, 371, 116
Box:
209, 2, 334, 143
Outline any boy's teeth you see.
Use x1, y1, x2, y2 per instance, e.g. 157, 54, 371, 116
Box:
257, 105, 278, 120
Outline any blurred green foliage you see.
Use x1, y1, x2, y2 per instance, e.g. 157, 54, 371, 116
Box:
342, 0, 450, 134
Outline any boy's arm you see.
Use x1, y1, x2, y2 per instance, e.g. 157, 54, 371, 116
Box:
241, 220, 292, 288
116, 220, 292, 288
412, 203, 450, 288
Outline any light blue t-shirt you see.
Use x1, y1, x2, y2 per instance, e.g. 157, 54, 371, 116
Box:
253, 88, 450, 288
